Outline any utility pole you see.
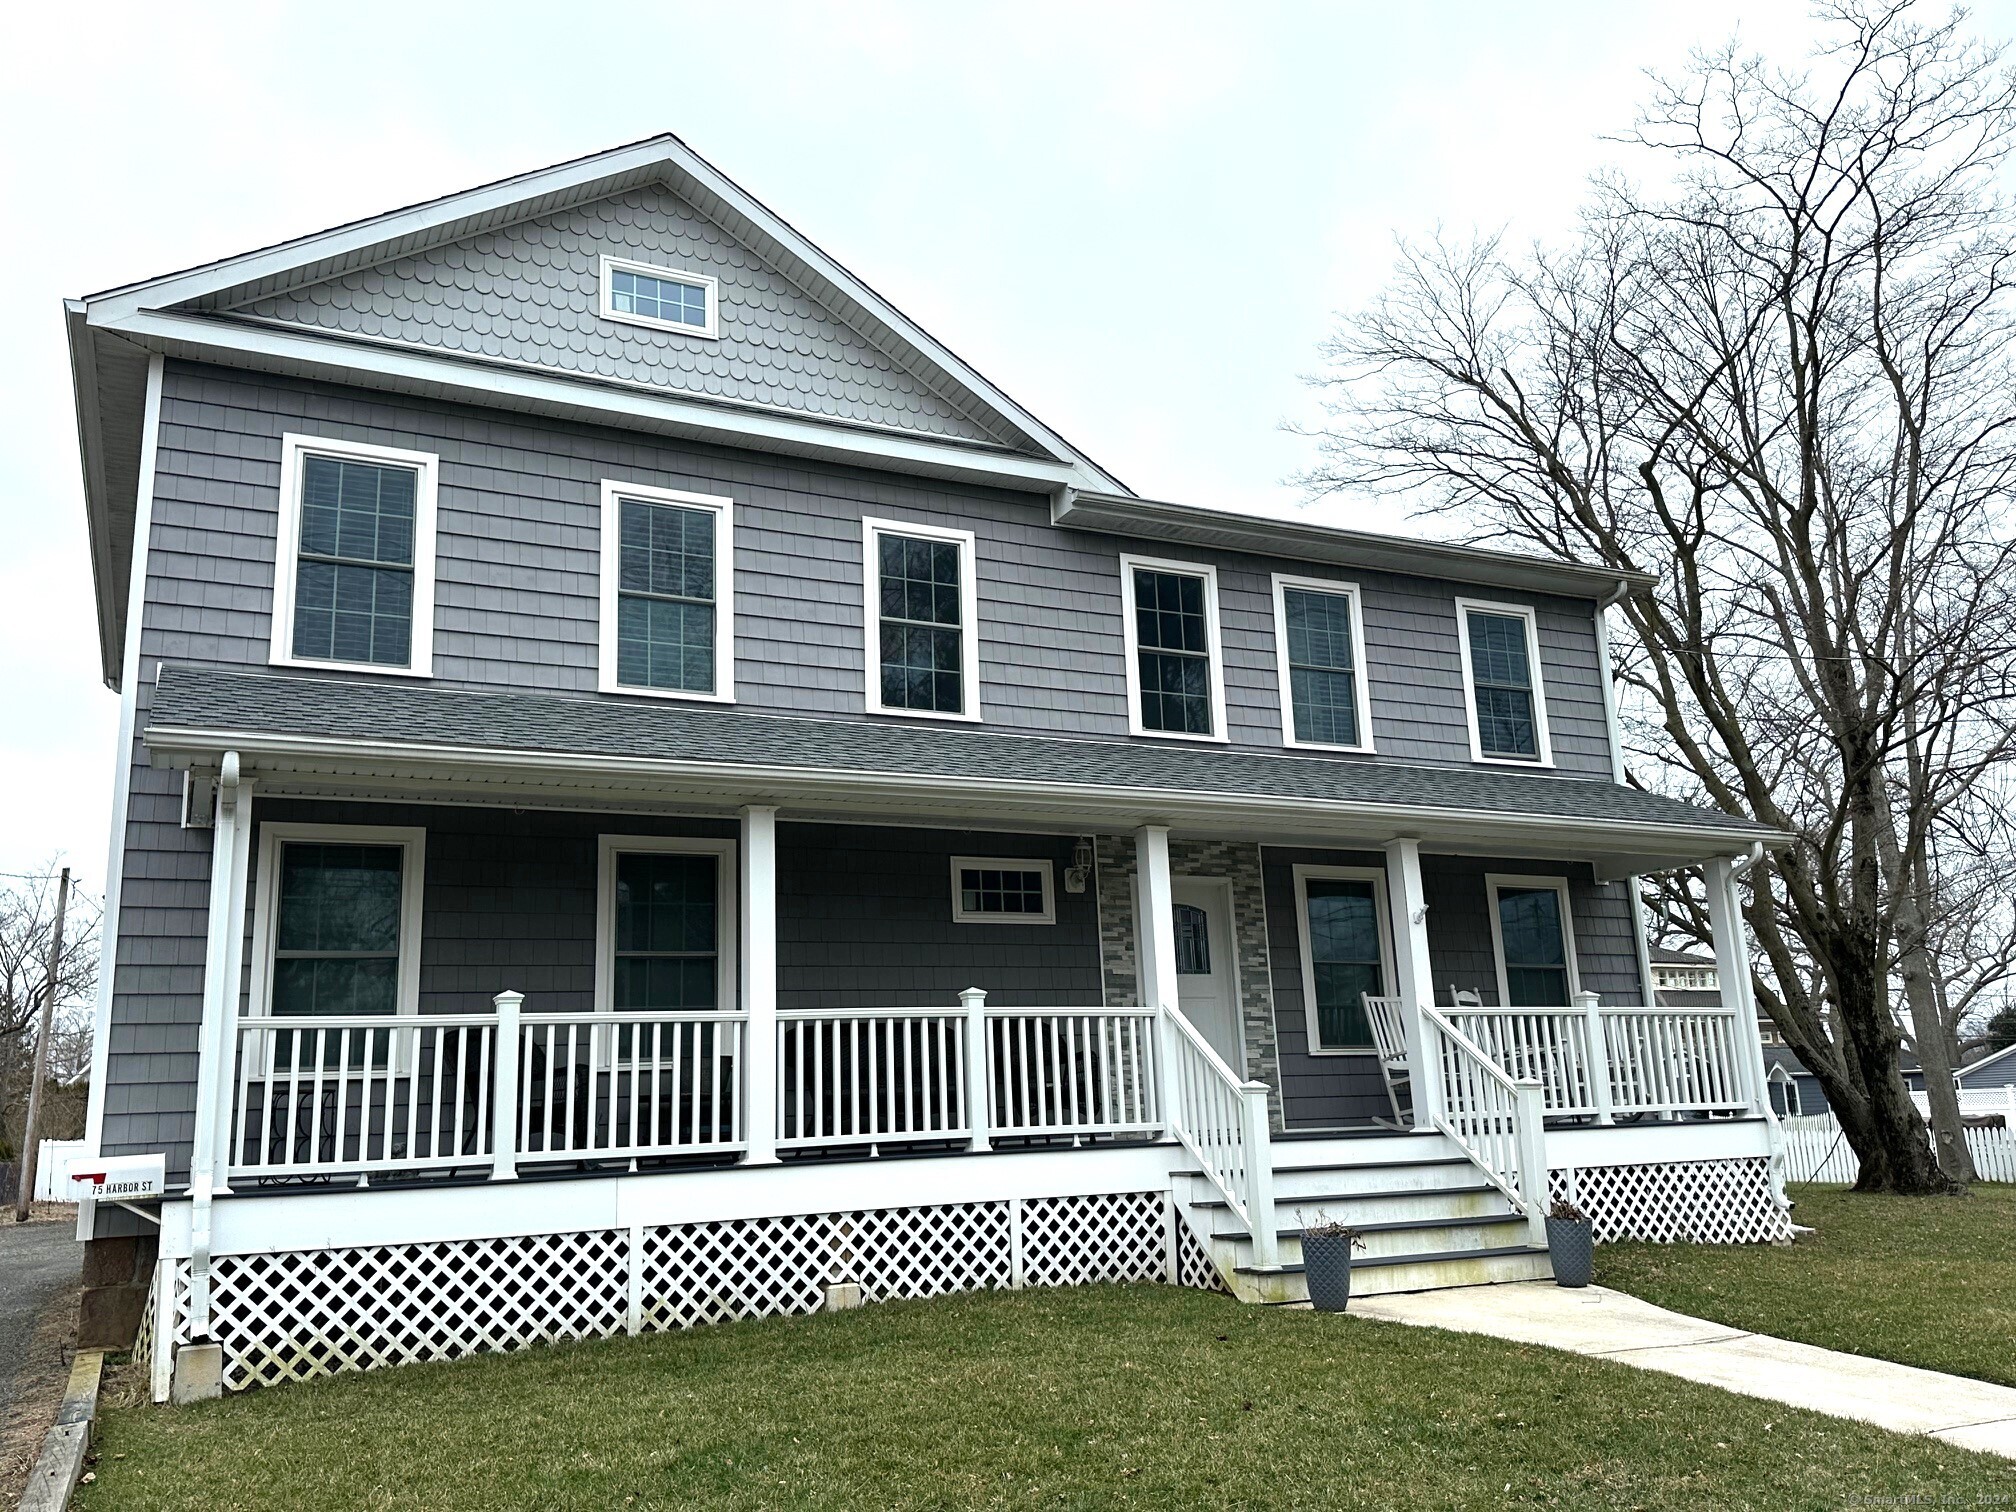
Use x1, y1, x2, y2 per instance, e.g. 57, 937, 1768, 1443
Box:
16, 868, 71, 1221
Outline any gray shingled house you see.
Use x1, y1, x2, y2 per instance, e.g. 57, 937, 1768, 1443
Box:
65, 136, 1794, 1401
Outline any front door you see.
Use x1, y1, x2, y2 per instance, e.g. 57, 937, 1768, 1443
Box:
1172, 879, 1243, 1073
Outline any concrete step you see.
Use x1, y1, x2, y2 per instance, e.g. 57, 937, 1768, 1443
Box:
1175, 1156, 1484, 1201
1212, 1213, 1532, 1264
1193, 1182, 1509, 1226
1228, 1244, 1554, 1304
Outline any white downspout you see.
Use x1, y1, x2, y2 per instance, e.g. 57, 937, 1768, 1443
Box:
1593, 579, 1661, 1012
187, 751, 247, 1338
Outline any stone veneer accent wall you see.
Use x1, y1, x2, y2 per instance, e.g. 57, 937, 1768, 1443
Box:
1094, 836, 1283, 1127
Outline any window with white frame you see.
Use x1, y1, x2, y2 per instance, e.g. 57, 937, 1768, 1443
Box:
1455, 600, 1552, 764
1121, 556, 1226, 740
950, 857, 1055, 924
1273, 576, 1372, 750
599, 255, 721, 339
863, 517, 979, 720
595, 837, 738, 1013
599, 481, 735, 700
1293, 867, 1394, 1053
249, 824, 426, 1065
270, 435, 438, 675
1487, 875, 1579, 1007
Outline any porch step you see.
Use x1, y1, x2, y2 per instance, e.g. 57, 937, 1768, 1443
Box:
1188, 1179, 1503, 1216
1232, 1244, 1555, 1303
1214, 1212, 1531, 1246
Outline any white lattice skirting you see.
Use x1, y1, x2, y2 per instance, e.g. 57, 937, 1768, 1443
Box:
1551, 1157, 1792, 1244
146, 1190, 1225, 1395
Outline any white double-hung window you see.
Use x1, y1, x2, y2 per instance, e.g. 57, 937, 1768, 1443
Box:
1121, 555, 1227, 741
1455, 599, 1553, 765
270, 435, 438, 676
599, 481, 735, 701
1272, 575, 1372, 751
862, 517, 980, 720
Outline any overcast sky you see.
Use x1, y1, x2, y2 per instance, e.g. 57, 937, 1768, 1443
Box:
4, 0, 2007, 899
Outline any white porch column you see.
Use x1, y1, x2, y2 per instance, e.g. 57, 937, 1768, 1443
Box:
740, 805, 780, 1165
1135, 825, 1182, 1135
187, 752, 251, 1336
206, 776, 255, 1193
1383, 838, 1445, 1125
1706, 855, 1769, 1116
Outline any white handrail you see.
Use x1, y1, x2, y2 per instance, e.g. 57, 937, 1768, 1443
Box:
1161, 1004, 1277, 1267
1421, 1004, 1546, 1244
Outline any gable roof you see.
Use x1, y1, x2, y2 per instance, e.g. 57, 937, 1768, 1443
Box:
1649, 946, 1715, 967
1957, 1042, 2016, 1081
67, 134, 1128, 686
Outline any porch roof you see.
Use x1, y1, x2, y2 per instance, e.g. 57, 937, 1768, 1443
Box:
144, 665, 1779, 865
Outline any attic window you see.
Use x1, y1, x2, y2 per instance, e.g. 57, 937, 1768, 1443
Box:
599, 255, 720, 339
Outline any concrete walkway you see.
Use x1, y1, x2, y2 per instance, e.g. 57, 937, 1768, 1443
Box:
1351, 1282, 2016, 1460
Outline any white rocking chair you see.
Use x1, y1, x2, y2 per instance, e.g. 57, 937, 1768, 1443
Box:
1362, 994, 1414, 1129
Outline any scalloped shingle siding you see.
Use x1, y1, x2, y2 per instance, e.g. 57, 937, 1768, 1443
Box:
236, 187, 1009, 446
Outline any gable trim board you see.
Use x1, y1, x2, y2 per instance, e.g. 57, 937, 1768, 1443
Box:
1957, 1042, 2016, 1083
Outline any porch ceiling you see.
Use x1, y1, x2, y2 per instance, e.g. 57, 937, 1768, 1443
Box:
143, 665, 1780, 868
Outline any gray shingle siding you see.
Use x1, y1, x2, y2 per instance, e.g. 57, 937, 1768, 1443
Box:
146, 361, 1626, 773
1262, 848, 1651, 1129
233, 187, 1013, 448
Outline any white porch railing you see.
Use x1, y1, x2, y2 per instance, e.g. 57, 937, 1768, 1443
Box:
227, 997, 747, 1183
775, 1007, 971, 1150
1161, 1004, 1277, 1266
1438, 996, 1750, 1121
774, 996, 1164, 1152
1421, 1004, 1547, 1244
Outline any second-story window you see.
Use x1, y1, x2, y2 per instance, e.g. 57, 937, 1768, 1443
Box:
1273, 576, 1372, 751
598, 481, 735, 702
862, 517, 980, 720
270, 434, 438, 677
1456, 599, 1553, 765
1122, 556, 1226, 740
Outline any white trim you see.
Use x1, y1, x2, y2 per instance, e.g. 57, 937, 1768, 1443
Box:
597, 255, 721, 340
596, 480, 736, 703
80, 355, 163, 1229
1484, 872, 1582, 1008
268, 433, 438, 678
593, 835, 739, 1015
247, 823, 428, 1026
1270, 573, 1374, 753
861, 516, 982, 723
1453, 597, 1554, 768
949, 856, 1056, 926
1118, 554, 1229, 744
1291, 865, 1396, 1056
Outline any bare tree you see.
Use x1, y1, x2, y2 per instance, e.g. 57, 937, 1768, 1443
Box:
1301, 2, 2016, 1193
0, 865, 99, 1160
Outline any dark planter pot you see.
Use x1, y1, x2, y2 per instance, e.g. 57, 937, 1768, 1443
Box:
1546, 1216, 1594, 1288
1303, 1232, 1357, 1312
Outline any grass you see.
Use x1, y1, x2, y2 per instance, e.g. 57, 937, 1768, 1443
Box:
1600, 1181, 2016, 1387
81, 1283, 2013, 1511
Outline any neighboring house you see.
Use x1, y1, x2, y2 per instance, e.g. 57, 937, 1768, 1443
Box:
1957, 1043, 2016, 1092
65, 137, 1791, 1402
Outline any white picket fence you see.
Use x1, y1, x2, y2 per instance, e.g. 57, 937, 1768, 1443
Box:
1781, 1111, 2016, 1183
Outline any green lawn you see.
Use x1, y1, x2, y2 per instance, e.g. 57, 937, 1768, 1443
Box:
82, 1282, 2012, 1511
1600, 1182, 2016, 1387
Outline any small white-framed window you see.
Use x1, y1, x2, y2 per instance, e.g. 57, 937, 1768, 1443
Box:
950, 856, 1056, 925
863, 516, 981, 721
1120, 554, 1229, 742
247, 823, 427, 1038
598, 255, 721, 339
598, 480, 736, 702
1486, 874, 1581, 1007
269, 434, 438, 676
1272, 574, 1373, 752
594, 836, 739, 1014
1454, 598, 1553, 766
1292, 865, 1396, 1054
